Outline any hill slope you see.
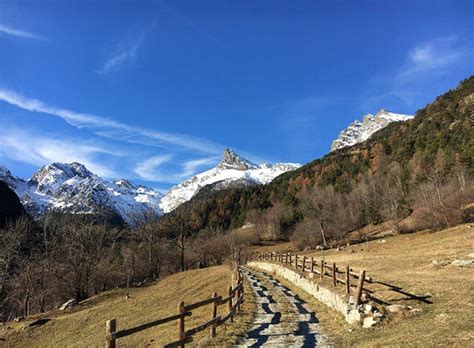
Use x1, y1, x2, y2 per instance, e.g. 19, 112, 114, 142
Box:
160, 76, 474, 238
1, 266, 244, 347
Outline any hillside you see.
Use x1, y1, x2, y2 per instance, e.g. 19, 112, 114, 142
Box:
0, 181, 27, 228
1, 265, 251, 347
251, 223, 474, 346
160, 76, 474, 240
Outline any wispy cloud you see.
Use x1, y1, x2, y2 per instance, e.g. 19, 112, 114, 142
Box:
363, 36, 474, 109
0, 23, 45, 41
180, 157, 219, 178
396, 37, 470, 83
0, 127, 121, 178
98, 36, 144, 75
98, 22, 157, 75
0, 87, 224, 155
134, 154, 175, 181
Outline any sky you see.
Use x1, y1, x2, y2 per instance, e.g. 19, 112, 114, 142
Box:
1, 0, 473, 191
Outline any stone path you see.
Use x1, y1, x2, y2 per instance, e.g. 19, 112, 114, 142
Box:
238, 268, 331, 347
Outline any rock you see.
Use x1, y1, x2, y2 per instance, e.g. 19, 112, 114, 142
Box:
451, 259, 474, 267
363, 316, 377, 328
364, 304, 373, 313
373, 310, 384, 319
432, 259, 449, 266
378, 239, 387, 243
25, 319, 50, 328
386, 304, 409, 314
349, 249, 355, 253
59, 299, 77, 310
410, 308, 423, 315
303, 246, 311, 251
14, 317, 24, 322
347, 309, 361, 324
467, 253, 474, 258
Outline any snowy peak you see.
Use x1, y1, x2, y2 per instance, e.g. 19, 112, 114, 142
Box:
331, 109, 414, 151
0, 162, 163, 224
217, 149, 257, 170
160, 151, 300, 213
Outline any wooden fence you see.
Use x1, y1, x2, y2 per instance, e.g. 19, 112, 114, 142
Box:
254, 251, 432, 308
254, 251, 368, 307
105, 267, 244, 348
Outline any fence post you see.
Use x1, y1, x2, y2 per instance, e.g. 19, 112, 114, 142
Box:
345, 265, 350, 294
105, 319, 116, 348
302, 256, 306, 272
295, 254, 298, 269
332, 262, 337, 286
311, 257, 314, 273
355, 270, 366, 307
320, 260, 324, 280
210, 292, 217, 338
178, 301, 185, 348
228, 286, 233, 323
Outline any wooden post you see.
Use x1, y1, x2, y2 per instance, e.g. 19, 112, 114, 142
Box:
320, 260, 324, 280
332, 262, 337, 286
228, 286, 233, 323
295, 254, 298, 269
302, 256, 306, 272
105, 319, 116, 348
354, 270, 366, 307
210, 292, 217, 338
178, 301, 185, 348
345, 265, 350, 294
311, 257, 314, 273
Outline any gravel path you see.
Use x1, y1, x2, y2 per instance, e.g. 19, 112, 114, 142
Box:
238, 267, 331, 347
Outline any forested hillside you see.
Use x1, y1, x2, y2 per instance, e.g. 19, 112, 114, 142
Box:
162, 76, 474, 242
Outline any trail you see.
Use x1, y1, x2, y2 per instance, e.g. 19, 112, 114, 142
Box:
238, 267, 331, 347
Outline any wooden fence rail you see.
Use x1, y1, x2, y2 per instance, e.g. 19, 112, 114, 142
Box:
254, 252, 367, 307
105, 268, 244, 348
253, 251, 431, 308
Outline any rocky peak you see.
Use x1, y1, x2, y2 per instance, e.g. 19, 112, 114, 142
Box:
217, 149, 257, 171
331, 109, 414, 151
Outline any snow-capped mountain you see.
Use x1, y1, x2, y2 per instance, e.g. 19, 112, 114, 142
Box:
331, 109, 414, 151
160, 149, 300, 213
0, 150, 299, 222
0, 163, 163, 224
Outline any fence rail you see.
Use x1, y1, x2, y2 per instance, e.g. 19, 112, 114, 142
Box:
254, 251, 368, 306
254, 251, 432, 307
105, 267, 244, 348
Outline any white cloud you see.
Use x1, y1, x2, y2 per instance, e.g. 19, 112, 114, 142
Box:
397, 37, 471, 83
0, 128, 121, 178
98, 36, 144, 75
134, 154, 175, 181
0, 23, 44, 40
180, 157, 218, 178
0, 87, 224, 155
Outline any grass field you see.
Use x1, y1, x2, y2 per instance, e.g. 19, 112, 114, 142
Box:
0, 265, 255, 347
259, 224, 474, 346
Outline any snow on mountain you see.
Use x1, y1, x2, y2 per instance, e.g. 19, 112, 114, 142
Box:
0, 162, 163, 224
331, 109, 414, 151
0, 150, 299, 222
160, 149, 300, 213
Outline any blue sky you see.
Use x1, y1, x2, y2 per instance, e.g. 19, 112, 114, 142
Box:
1, 1, 473, 190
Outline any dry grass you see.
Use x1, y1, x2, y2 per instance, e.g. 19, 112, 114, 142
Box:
266, 224, 474, 346
0, 265, 254, 347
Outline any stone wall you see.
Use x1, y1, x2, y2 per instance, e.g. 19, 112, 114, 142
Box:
247, 261, 364, 324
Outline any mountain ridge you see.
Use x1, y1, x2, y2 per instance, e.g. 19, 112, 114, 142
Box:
331, 109, 414, 151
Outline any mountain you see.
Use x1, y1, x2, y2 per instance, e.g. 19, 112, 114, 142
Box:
0, 150, 299, 222
159, 76, 474, 238
0, 180, 28, 228
160, 149, 300, 213
0, 163, 163, 224
330, 109, 414, 151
